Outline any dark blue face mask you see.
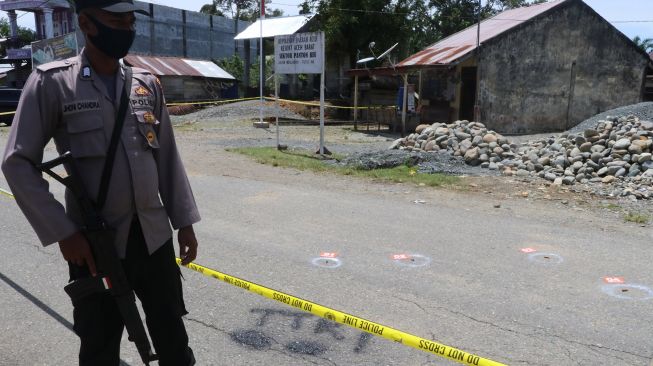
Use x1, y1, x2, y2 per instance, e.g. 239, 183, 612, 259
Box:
87, 15, 135, 59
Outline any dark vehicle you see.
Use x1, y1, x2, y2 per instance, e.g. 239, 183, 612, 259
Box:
0, 88, 21, 126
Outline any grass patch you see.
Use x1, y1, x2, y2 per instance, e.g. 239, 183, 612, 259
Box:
624, 212, 651, 224
172, 120, 201, 132
601, 203, 622, 211
228, 146, 460, 187
226, 147, 340, 172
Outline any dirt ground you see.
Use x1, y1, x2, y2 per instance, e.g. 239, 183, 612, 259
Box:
169, 103, 652, 227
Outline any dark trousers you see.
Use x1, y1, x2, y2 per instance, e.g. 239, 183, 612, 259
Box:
69, 219, 195, 366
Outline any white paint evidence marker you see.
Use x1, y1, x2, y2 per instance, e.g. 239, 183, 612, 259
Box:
527, 252, 564, 265
601, 283, 653, 301
600, 276, 653, 301
391, 253, 431, 268
311, 252, 342, 269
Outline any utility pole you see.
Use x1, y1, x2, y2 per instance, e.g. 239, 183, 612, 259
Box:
474, 0, 482, 123
259, 0, 265, 125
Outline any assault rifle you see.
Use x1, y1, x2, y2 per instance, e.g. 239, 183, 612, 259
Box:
37, 151, 158, 365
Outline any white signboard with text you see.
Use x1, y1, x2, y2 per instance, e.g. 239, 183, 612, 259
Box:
274, 32, 324, 75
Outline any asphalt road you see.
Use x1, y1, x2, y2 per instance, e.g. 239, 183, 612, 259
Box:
0, 127, 652, 366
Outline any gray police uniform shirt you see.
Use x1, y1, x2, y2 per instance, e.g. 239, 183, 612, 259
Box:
1, 50, 200, 258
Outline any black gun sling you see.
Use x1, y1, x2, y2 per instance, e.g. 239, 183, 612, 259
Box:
96, 65, 133, 211
64, 65, 134, 300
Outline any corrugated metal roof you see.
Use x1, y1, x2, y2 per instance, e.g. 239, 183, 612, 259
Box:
398, 0, 567, 67
234, 15, 313, 40
183, 59, 235, 80
124, 55, 235, 80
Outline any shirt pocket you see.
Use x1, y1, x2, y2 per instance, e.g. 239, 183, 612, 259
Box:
65, 115, 106, 158
135, 110, 160, 149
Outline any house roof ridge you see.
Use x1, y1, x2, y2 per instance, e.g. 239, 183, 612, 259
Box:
398, 0, 570, 67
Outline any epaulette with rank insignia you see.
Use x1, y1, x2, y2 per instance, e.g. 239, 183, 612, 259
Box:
36, 58, 76, 72
131, 67, 160, 92
131, 67, 152, 76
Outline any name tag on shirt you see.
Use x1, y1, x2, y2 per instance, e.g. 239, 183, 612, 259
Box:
63, 99, 101, 115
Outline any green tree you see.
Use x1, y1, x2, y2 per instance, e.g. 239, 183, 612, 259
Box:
429, 0, 546, 38
239, 6, 284, 21
199, 2, 225, 16
297, 0, 550, 68
429, 0, 489, 38
488, 0, 547, 11
248, 56, 274, 89
200, 0, 254, 21
0, 17, 36, 56
216, 54, 244, 81
200, 0, 255, 53
632, 35, 653, 53
216, 54, 274, 89
395, 0, 439, 55
200, 0, 284, 54
199, 0, 284, 22
300, 0, 413, 66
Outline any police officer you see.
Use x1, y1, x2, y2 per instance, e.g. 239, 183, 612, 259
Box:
1, 0, 199, 365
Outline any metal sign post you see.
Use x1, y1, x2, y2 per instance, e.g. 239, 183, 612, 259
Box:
274, 31, 326, 153
275, 74, 280, 148
259, 0, 265, 126
319, 31, 325, 154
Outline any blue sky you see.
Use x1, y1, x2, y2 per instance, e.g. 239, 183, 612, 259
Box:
11, 0, 653, 41
584, 0, 653, 40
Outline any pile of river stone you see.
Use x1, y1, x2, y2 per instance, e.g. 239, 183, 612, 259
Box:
390, 115, 653, 200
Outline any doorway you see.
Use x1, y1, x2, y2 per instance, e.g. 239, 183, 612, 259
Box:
459, 67, 477, 121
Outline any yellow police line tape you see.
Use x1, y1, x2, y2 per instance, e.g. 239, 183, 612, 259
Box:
0, 99, 260, 116
266, 97, 397, 110
0, 187, 503, 365
176, 259, 506, 366
0, 98, 396, 118
166, 97, 261, 107
167, 96, 395, 110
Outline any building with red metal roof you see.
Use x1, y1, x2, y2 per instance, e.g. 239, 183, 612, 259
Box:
391, 0, 651, 133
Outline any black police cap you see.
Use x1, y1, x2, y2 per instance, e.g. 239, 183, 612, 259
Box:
74, 0, 149, 15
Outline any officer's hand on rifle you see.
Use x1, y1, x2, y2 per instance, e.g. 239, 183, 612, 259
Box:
59, 231, 98, 276
178, 226, 198, 265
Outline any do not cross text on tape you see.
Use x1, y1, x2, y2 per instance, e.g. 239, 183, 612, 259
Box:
177, 259, 506, 366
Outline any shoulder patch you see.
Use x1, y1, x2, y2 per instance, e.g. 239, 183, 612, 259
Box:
37, 58, 75, 72
130, 66, 158, 86
131, 66, 153, 76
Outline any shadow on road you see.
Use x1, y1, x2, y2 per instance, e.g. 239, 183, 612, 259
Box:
0, 271, 131, 366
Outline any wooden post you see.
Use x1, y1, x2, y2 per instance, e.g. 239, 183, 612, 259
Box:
402, 73, 408, 137
418, 69, 423, 97
353, 75, 359, 131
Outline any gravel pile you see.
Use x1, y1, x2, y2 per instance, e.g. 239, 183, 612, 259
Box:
391, 116, 653, 200
507, 115, 653, 200
568, 102, 653, 134
183, 100, 306, 121
339, 149, 494, 176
